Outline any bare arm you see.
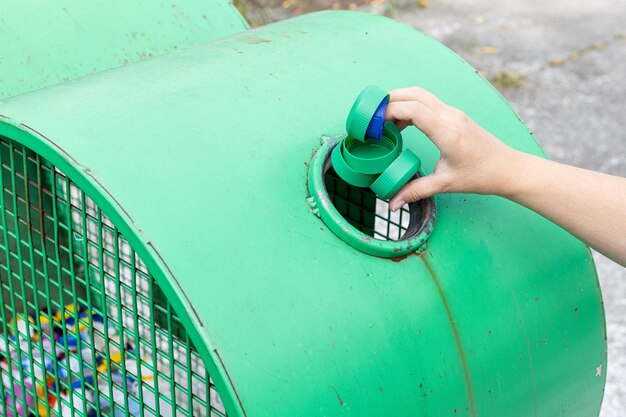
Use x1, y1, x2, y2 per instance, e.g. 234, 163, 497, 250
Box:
385, 87, 626, 267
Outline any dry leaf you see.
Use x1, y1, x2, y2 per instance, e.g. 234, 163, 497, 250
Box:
416, 0, 432, 8
549, 58, 564, 67
490, 71, 525, 89
473, 15, 485, 25
482, 46, 499, 55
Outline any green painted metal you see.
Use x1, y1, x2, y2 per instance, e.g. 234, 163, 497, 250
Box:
0, 9, 606, 417
0, 0, 248, 100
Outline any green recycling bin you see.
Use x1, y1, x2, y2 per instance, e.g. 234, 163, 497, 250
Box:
0, 2, 606, 417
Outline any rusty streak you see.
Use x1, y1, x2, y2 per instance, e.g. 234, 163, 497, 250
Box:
420, 253, 477, 417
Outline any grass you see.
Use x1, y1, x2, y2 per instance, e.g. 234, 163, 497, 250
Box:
490, 70, 525, 89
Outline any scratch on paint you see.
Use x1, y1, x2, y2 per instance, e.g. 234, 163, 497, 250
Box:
330, 385, 343, 406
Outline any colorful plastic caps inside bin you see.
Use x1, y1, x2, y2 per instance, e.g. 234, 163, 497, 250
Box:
0, 304, 157, 417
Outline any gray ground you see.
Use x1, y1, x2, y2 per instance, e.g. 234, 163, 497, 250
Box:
251, 0, 626, 413
396, 2, 626, 415
386, 3, 626, 415
385, 2, 626, 415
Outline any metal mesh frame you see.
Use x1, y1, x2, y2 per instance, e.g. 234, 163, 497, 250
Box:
0, 136, 226, 417
324, 168, 412, 241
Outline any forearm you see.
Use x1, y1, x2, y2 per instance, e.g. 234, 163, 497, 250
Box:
503, 150, 626, 266
384, 87, 626, 266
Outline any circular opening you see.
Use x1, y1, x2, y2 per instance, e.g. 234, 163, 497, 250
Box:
324, 149, 428, 242
308, 137, 436, 258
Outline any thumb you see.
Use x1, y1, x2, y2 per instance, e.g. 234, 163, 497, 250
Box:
389, 174, 446, 211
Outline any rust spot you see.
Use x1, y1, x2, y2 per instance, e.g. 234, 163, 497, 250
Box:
420, 254, 477, 417
214, 349, 249, 417
391, 253, 411, 262
390, 249, 424, 263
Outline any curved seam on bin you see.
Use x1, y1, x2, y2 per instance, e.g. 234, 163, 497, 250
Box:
421, 253, 477, 417
508, 287, 538, 416
493, 246, 539, 416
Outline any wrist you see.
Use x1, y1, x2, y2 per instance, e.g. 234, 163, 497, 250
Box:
490, 146, 532, 199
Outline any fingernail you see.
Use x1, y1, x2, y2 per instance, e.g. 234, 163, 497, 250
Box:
390, 199, 406, 212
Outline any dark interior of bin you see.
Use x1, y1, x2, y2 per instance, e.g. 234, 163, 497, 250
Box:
324, 166, 424, 242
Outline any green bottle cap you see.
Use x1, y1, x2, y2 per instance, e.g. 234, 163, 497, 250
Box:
330, 141, 377, 188
346, 85, 389, 142
342, 122, 403, 174
370, 149, 422, 200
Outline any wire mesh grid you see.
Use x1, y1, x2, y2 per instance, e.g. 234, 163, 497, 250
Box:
0, 136, 226, 417
324, 168, 411, 241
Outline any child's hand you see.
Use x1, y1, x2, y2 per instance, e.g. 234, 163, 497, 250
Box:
385, 87, 522, 211
385, 86, 626, 266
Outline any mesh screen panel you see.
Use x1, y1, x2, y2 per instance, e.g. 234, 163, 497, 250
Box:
0, 136, 226, 417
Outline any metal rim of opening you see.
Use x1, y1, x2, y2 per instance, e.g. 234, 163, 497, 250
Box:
307, 135, 436, 258
0, 118, 242, 417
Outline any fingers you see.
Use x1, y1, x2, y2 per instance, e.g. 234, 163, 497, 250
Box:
384, 101, 445, 141
389, 174, 448, 211
388, 86, 447, 112
394, 120, 410, 131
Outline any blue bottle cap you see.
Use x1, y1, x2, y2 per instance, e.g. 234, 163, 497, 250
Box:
346, 86, 389, 142
365, 95, 389, 141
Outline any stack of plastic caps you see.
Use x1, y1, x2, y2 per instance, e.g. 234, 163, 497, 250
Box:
0, 304, 160, 417
332, 85, 422, 200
